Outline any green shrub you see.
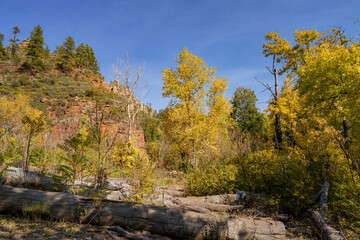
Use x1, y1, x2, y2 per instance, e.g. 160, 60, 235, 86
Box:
11, 79, 21, 87
185, 160, 237, 196
40, 76, 56, 85
59, 99, 66, 107
19, 74, 31, 86
330, 180, 360, 235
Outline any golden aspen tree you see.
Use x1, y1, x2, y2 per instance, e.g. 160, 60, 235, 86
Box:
262, 29, 360, 231
263, 28, 351, 145
297, 41, 360, 178
162, 48, 231, 170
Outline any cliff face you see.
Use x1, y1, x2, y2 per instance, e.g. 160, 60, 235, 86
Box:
109, 80, 156, 116
48, 98, 146, 149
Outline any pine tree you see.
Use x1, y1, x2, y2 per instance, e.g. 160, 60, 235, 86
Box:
24, 25, 47, 72
0, 33, 7, 61
9, 26, 20, 57
75, 43, 86, 68
55, 36, 76, 72
85, 44, 99, 72
76, 43, 99, 72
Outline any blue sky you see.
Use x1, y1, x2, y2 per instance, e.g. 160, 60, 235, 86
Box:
1, 0, 359, 110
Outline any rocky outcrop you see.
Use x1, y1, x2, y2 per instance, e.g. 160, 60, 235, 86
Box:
109, 80, 156, 117
48, 98, 146, 149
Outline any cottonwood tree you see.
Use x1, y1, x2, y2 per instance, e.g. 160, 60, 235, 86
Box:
112, 53, 146, 142
162, 47, 231, 170
89, 103, 122, 187
261, 34, 286, 149
22, 114, 46, 171
0, 95, 43, 165
231, 87, 264, 135
261, 29, 340, 148
263, 28, 355, 152
57, 116, 91, 185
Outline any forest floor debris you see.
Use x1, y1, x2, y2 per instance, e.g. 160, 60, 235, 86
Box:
0, 213, 318, 240
0, 214, 120, 240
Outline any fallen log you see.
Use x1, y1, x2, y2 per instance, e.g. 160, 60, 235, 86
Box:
2, 167, 57, 187
1, 167, 134, 199
312, 211, 346, 240
168, 196, 244, 213
312, 182, 346, 240
0, 185, 286, 240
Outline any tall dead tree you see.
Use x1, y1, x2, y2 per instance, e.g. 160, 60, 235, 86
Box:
257, 55, 282, 149
112, 53, 146, 142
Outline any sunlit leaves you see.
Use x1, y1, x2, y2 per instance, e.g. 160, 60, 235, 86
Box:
162, 48, 231, 169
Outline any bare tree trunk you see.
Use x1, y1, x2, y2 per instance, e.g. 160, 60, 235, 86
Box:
273, 60, 282, 149
274, 112, 282, 148
312, 212, 346, 240
342, 119, 350, 150
25, 133, 32, 171
258, 55, 282, 149
128, 104, 132, 141
112, 53, 145, 143
341, 119, 360, 178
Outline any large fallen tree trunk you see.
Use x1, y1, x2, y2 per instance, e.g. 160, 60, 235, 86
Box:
312, 182, 346, 240
0, 185, 286, 240
312, 211, 346, 240
1, 167, 57, 187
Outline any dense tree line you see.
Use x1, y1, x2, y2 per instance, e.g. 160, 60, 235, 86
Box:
0, 25, 99, 74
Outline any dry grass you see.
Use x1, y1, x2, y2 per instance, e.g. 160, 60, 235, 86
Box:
0, 214, 122, 240
284, 218, 318, 240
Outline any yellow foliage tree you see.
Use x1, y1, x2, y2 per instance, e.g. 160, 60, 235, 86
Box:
0, 94, 45, 167
262, 29, 360, 232
162, 48, 231, 170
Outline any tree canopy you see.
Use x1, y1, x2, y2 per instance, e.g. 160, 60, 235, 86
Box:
162, 47, 231, 169
55, 36, 76, 72
231, 87, 264, 135
25, 25, 47, 72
